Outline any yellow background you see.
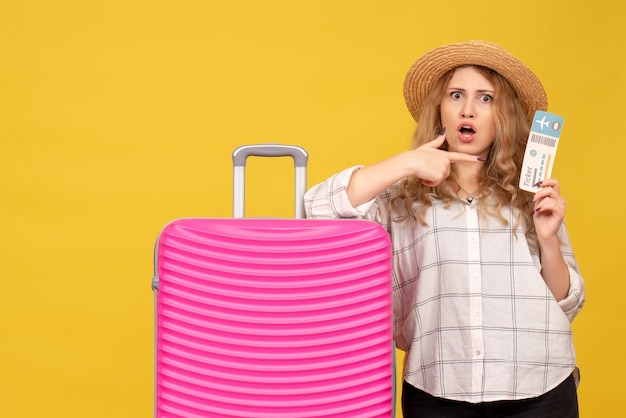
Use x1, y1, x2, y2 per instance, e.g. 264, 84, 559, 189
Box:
1, 1, 623, 416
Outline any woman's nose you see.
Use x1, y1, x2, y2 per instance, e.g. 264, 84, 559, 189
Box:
461, 102, 475, 118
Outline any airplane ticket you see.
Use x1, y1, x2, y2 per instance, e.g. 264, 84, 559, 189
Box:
519, 110, 565, 193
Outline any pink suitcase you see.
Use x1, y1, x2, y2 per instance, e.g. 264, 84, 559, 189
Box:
152, 144, 394, 417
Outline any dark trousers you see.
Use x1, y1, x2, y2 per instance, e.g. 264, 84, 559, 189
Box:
402, 374, 579, 418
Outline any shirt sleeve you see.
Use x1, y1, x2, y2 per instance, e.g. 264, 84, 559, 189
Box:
556, 223, 586, 322
304, 166, 380, 220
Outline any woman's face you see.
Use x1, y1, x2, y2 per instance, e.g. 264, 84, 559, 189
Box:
440, 66, 496, 157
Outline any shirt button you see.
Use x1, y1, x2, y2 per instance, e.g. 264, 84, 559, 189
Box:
473, 311, 479, 318
475, 350, 481, 356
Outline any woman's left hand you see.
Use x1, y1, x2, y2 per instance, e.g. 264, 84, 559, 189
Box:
531, 178, 566, 241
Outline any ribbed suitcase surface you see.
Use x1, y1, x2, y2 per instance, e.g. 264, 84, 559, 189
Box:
155, 218, 393, 417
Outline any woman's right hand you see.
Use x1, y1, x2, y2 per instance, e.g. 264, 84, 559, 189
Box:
407, 129, 484, 187
346, 129, 483, 206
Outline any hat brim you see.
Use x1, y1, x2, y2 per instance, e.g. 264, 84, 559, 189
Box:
403, 40, 547, 125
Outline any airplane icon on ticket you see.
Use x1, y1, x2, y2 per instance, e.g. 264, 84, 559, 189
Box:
536, 115, 550, 130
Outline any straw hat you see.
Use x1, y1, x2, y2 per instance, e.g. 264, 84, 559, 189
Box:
403, 40, 547, 124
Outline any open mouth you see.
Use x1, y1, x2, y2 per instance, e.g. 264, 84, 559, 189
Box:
459, 125, 476, 137
457, 123, 477, 143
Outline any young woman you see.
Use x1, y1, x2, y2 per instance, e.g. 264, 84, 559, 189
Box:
304, 40, 585, 417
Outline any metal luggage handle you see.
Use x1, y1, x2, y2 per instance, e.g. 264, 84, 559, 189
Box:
232, 144, 308, 219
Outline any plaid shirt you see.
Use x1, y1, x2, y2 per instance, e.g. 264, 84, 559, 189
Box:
304, 167, 585, 403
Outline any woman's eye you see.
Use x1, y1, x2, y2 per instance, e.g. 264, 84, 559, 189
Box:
480, 94, 493, 103
451, 92, 462, 99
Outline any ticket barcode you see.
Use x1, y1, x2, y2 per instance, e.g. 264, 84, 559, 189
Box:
530, 133, 557, 148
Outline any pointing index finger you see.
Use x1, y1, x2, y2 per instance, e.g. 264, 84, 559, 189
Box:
447, 151, 487, 163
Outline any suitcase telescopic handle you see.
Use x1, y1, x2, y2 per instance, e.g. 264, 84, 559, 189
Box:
232, 144, 308, 219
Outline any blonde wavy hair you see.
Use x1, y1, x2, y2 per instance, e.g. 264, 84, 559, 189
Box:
392, 65, 538, 250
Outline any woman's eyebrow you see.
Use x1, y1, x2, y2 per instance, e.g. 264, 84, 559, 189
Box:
447, 87, 495, 94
